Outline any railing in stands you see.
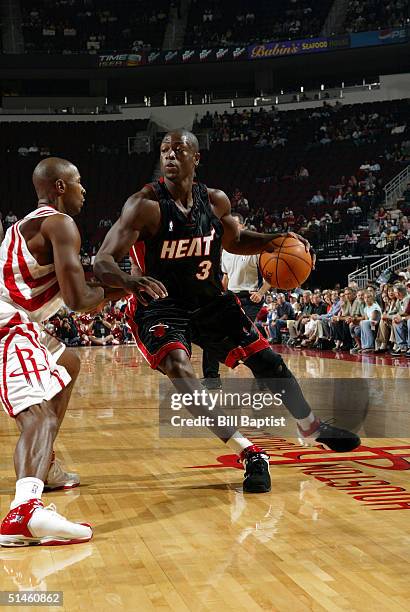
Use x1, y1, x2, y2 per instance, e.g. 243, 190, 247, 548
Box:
348, 266, 369, 288
384, 164, 410, 209
369, 254, 390, 282
349, 246, 410, 287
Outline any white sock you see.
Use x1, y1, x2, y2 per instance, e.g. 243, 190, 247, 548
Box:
11, 477, 44, 510
297, 412, 318, 432
226, 431, 253, 454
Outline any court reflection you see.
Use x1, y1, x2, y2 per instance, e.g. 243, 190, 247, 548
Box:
0, 544, 93, 591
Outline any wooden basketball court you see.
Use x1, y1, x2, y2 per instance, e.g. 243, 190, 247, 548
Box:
1, 345, 409, 611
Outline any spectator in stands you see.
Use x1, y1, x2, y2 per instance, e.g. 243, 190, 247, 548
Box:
56, 317, 81, 347
4, 210, 18, 229
299, 293, 328, 347
310, 191, 325, 205
374, 285, 398, 353
313, 290, 341, 348
346, 201, 362, 226
390, 285, 410, 356
268, 293, 294, 344
348, 289, 366, 353
401, 298, 410, 358
89, 314, 115, 346
298, 166, 309, 179
288, 290, 313, 346
255, 294, 274, 338
331, 287, 357, 351
28, 143, 39, 154
40, 145, 51, 157
281, 207, 295, 226
342, 229, 358, 256
75, 318, 91, 346
359, 290, 382, 353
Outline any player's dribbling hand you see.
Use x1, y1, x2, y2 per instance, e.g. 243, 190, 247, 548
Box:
124, 276, 168, 306
286, 231, 311, 253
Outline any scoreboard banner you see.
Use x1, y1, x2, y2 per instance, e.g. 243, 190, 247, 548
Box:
98, 53, 144, 67
350, 27, 409, 48
97, 27, 408, 68
247, 37, 330, 60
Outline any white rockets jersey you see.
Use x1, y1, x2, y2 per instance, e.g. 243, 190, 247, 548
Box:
0, 206, 67, 328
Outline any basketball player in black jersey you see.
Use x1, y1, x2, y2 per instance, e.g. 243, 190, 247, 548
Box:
94, 129, 360, 494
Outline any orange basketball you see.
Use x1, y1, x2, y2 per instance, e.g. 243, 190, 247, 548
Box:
259, 236, 312, 290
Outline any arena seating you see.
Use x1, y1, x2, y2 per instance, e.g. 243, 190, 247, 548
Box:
184, 0, 333, 48
343, 0, 409, 34
21, 0, 169, 53
1, 99, 408, 255
0, 119, 155, 246
197, 99, 409, 214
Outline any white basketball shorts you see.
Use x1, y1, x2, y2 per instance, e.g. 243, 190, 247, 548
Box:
0, 322, 71, 417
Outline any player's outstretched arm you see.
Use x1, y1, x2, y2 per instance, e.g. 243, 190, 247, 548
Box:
94, 193, 168, 306
209, 188, 310, 254
43, 214, 105, 312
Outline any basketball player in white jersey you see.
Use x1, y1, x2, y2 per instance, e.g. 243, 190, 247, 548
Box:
0, 157, 127, 546
202, 212, 271, 387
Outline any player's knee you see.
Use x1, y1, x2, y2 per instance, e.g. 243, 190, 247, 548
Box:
160, 349, 193, 379
246, 348, 292, 379
59, 351, 81, 380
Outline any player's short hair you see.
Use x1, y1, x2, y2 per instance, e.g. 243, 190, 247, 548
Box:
232, 213, 244, 224
163, 129, 199, 152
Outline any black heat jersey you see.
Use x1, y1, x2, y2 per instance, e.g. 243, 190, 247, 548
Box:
127, 178, 270, 371
133, 178, 224, 310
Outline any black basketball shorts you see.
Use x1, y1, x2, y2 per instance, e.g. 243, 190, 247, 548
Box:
126, 292, 269, 371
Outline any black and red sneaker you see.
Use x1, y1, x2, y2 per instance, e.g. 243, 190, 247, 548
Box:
297, 418, 361, 453
240, 445, 271, 493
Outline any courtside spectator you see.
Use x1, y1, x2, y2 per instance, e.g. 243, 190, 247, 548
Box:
375, 285, 398, 352
391, 285, 410, 355
268, 293, 294, 344
359, 291, 382, 353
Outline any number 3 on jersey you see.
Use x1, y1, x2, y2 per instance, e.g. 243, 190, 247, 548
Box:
196, 260, 212, 280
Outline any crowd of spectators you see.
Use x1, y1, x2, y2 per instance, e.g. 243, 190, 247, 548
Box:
195, 106, 292, 148
343, 0, 409, 34
42, 260, 410, 358
21, 0, 169, 54
255, 272, 410, 357
185, 0, 332, 48
42, 275, 410, 361
45, 301, 133, 347
195, 101, 409, 152
195, 100, 409, 254
305, 104, 408, 151
229, 174, 409, 258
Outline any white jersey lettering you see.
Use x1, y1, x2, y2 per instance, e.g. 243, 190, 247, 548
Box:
160, 229, 216, 260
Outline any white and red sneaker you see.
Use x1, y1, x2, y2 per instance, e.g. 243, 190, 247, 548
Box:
0, 500, 92, 547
